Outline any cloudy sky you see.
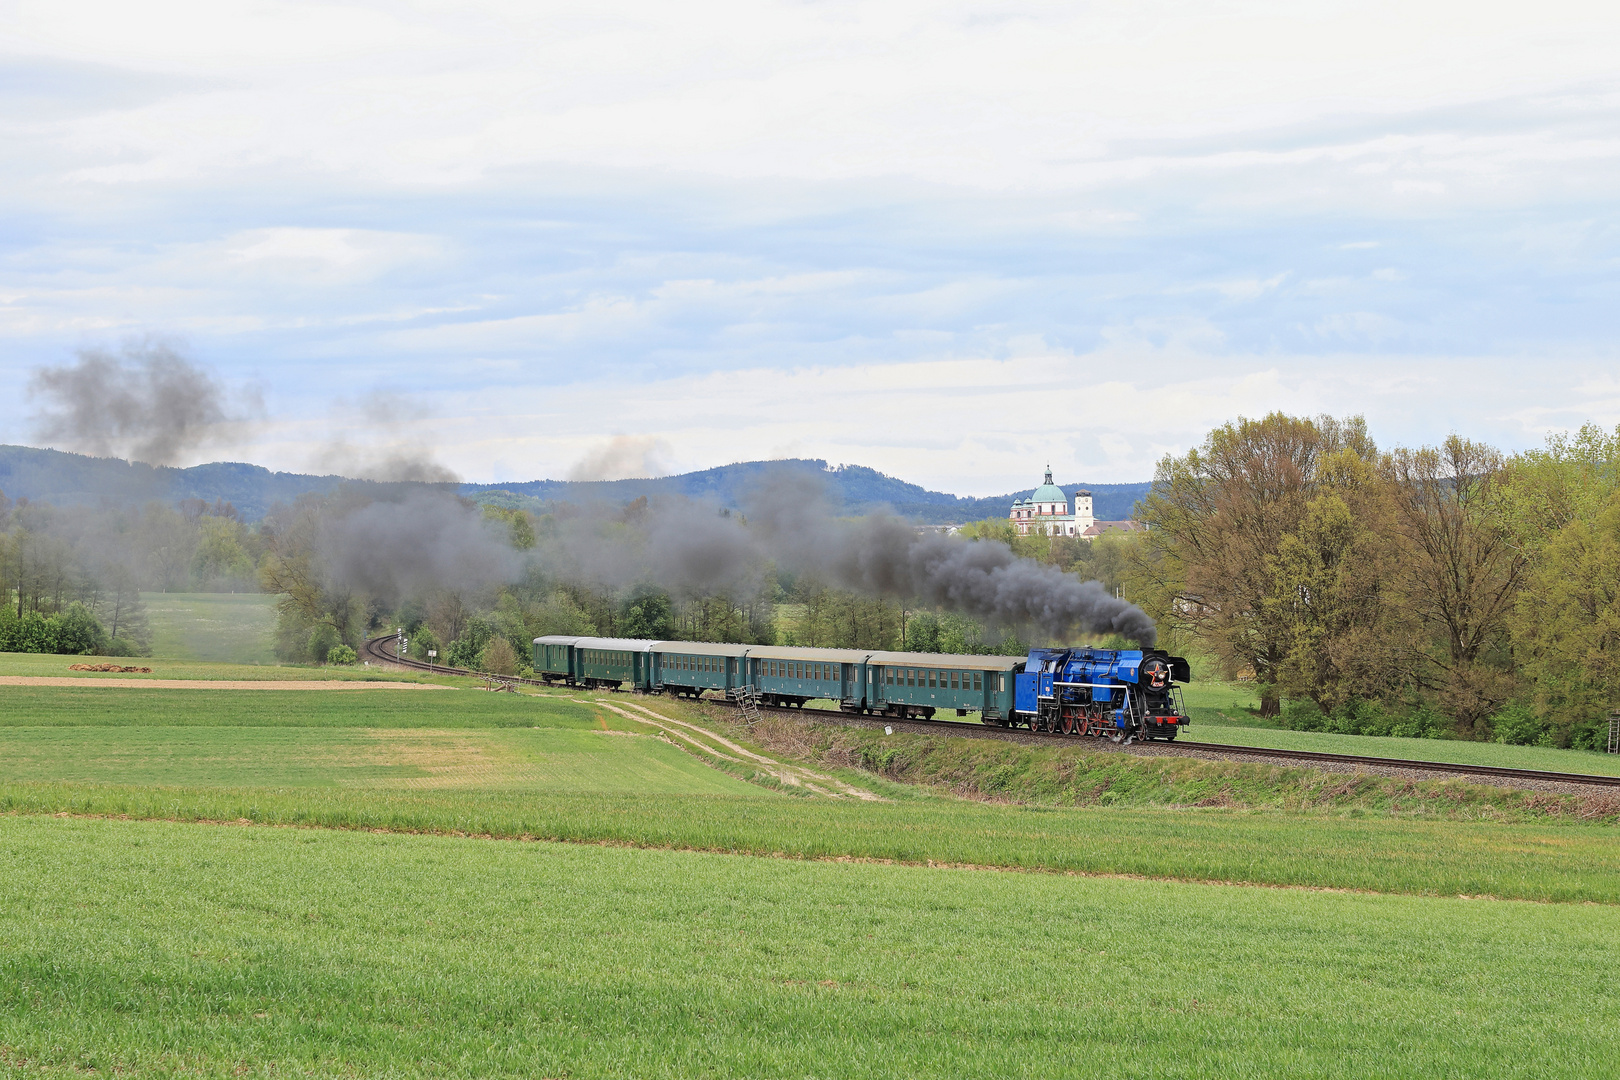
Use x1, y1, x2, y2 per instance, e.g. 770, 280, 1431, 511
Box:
2, 0, 1617, 493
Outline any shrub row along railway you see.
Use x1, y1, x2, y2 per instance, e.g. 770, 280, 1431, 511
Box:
361, 634, 1620, 790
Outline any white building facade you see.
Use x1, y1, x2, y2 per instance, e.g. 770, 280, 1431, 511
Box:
1009, 467, 1094, 537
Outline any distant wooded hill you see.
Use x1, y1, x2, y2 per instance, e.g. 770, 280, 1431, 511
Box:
0, 446, 1150, 524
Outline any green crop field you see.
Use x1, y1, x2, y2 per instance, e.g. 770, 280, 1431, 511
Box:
0, 725, 754, 795
0, 651, 422, 682
2, 672, 1618, 1076
0, 685, 599, 727
141, 592, 279, 664
2, 816, 1617, 1078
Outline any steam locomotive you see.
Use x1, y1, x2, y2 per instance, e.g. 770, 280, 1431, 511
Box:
534, 635, 1191, 742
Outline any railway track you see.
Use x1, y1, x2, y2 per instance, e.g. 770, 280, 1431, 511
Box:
359, 635, 1620, 789
360, 634, 555, 686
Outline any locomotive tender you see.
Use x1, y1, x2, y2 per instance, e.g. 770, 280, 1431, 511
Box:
534, 635, 1191, 742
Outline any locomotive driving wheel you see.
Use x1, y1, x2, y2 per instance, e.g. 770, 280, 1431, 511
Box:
1059, 714, 1077, 735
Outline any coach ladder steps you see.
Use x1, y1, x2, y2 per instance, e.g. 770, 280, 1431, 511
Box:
728, 685, 764, 726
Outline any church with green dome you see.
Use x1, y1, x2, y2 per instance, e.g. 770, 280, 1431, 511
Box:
1008, 466, 1095, 538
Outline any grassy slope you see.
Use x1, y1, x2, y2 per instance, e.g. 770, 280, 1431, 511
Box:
731, 716, 1620, 822
7, 780, 1620, 902
3, 816, 1617, 1079
141, 592, 278, 664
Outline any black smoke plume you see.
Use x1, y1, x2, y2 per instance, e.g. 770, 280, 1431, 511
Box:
282, 468, 1155, 648
504, 468, 1157, 646
314, 490, 517, 605
28, 341, 260, 466
743, 471, 1157, 646
310, 392, 460, 483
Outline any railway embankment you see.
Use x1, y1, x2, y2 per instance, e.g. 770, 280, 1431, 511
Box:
716, 713, 1620, 823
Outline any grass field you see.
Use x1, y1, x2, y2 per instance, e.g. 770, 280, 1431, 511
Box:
0, 725, 754, 795
3, 686, 1620, 901
0, 651, 423, 682
142, 592, 279, 664
1184, 720, 1620, 776
2, 816, 1617, 1078
0, 685, 599, 727
4, 668, 1620, 1076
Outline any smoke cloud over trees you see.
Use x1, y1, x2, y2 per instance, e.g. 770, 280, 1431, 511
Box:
27, 342, 261, 467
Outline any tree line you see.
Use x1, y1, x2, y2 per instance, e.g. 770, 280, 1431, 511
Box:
1121, 413, 1620, 749
0, 491, 262, 655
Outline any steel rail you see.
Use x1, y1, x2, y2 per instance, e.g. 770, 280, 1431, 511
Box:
357, 635, 1620, 788
359, 634, 555, 686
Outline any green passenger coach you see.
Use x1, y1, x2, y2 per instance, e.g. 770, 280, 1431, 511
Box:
533, 635, 1026, 725
863, 651, 1021, 723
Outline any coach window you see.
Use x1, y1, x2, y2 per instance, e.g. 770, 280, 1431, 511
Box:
973, 672, 983, 691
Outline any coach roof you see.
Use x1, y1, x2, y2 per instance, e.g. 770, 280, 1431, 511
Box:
866, 651, 1025, 671
563, 636, 658, 653
651, 641, 751, 657
744, 645, 876, 664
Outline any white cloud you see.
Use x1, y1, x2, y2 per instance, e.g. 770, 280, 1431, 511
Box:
1, 0, 1618, 492
211, 344, 1603, 494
